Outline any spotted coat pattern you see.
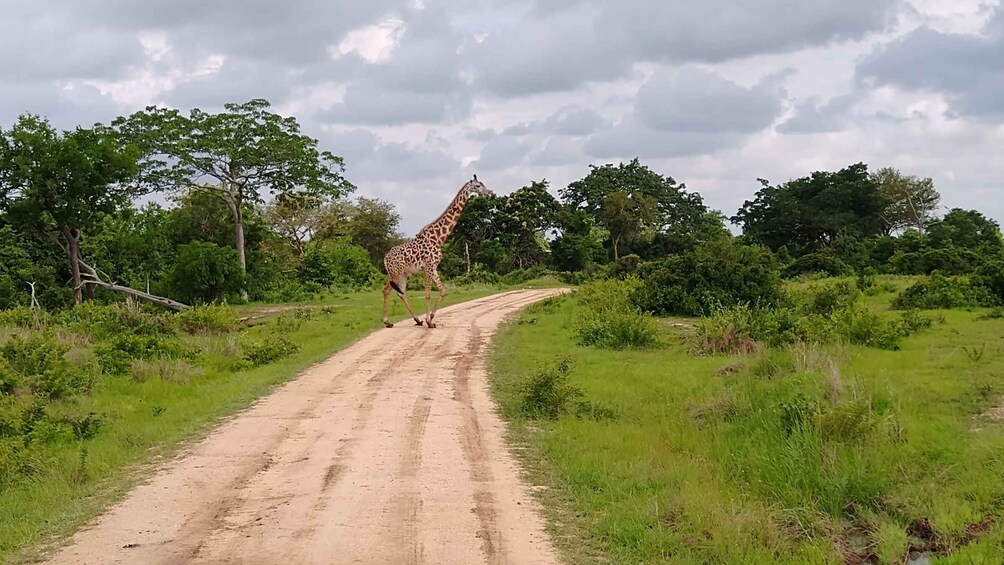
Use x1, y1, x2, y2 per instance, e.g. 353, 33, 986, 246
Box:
382, 177, 492, 328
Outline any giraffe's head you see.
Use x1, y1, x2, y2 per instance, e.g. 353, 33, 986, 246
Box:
464, 174, 492, 198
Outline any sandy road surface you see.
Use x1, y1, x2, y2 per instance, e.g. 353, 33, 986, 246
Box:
42, 289, 563, 565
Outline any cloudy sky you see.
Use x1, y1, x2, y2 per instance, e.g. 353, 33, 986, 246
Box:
2, 0, 1002, 234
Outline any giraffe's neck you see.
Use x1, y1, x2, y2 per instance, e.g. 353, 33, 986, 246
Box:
417, 188, 470, 247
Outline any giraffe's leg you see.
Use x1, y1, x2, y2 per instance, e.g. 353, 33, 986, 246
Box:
382, 280, 394, 328
392, 277, 424, 326
430, 270, 446, 323
423, 271, 435, 328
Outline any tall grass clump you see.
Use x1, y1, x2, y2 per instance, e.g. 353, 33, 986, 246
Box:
573, 279, 659, 350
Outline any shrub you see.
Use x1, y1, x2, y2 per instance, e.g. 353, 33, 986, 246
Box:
891, 273, 993, 310
451, 268, 503, 287
174, 304, 237, 334
1, 335, 92, 398
54, 302, 174, 339
972, 260, 1004, 304
575, 309, 660, 350
299, 239, 380, 290
573, 279, 659, 349
517, 357, 582, 420
169, 241, 246, 304
243, 336, 300, 366
0, 307, 47, 330
782, 253, 852, 279
94, 333, 198, 376
632, 239, 782, 316
692, 305, 762, 355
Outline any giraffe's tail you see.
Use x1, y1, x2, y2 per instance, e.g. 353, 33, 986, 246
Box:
389, 281, 404, 295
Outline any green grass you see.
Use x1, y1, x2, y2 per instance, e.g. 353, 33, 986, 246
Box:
0, 280, 558, 563
489, 285, 1004, 564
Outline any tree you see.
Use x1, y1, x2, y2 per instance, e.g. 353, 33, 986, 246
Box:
498, 181, 560, 269
871, 167, 940, 234
926, 208, 1003, 252
561, 158, 716, 260
732, 163, 888, 255
168, 241, 245, 304
0, 116, 142, 304
113, 99, 355, 289
600, 190, 658, 260
343, 197, 403, 264
264, 192, 327, 256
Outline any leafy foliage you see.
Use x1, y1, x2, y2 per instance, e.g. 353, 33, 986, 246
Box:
631, 239, 782, 316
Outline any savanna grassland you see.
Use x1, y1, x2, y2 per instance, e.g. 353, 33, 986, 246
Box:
0, 281, 559, 562
489, 276, 1004, 565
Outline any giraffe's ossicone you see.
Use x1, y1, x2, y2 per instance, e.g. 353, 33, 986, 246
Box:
381, 176, 493, 329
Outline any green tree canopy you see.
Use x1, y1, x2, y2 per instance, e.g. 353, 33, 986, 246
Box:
0, 115, 142, 304
732, 163, 888, 255
112, 99, 354, 283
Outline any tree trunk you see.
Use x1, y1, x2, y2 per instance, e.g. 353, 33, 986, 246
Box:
613, 234, 621, 262
465, 242, 471, 273
225, 191, 249, 301
64, 228, 83, 305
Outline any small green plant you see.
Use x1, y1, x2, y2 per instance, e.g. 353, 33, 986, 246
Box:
962, 344, 986, 362
243, 336, 300, 366
517, 356, 582, 420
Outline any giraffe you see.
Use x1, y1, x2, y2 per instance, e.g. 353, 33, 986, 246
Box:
381, 175, 492, 329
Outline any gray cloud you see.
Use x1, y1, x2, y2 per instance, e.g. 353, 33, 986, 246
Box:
585, 117, 745, 160
777, 92, 862, 134
324, 129, 461, 183
469, 0, 897, 97
636, 67, 785, 133
0, 82, 125, 130
584, 66, 785, 158
0, 7, 142, 82
504, 105, 608, 137
530, 137, 585, 167
471, 135, 532, 171
857, 9, 1004, 119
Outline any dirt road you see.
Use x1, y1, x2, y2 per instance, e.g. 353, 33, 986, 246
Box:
43, 289, 563, 565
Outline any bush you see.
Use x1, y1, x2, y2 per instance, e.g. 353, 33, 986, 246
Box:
54, 302, 174, 339
891, 273, 993, 310
573, 279, 660, 349
972, 260, 1004, 304
632, 239, 782, 316
451, 267, 503, 287
517, 357, 582, 419
174, 304, 237, 334
1, 335, 92, 398
782, 253, 852, 279
169, 241, 246, 304
94, 333, 198, 376
516, 357, 614, 421
318, 239, 382, 289
243, 336, 300, 366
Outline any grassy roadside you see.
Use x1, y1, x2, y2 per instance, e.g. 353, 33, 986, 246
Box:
488, 281, 1004, 564
1, 280, 559, 563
